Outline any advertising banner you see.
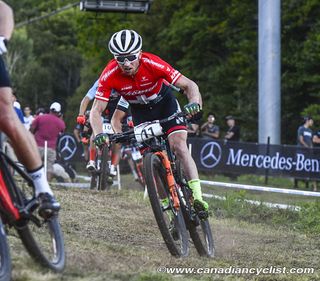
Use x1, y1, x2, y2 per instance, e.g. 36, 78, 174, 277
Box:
188, 138, 320, 179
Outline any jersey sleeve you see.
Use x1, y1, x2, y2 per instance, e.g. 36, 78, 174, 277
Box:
144, 53, 182, 85
85, 80, 99, 100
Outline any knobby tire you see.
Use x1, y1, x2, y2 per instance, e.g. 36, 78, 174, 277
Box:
0, 219, 11, 281
143, 152, 189, 257
99, 146, 111, 191
176, 160, 215, 257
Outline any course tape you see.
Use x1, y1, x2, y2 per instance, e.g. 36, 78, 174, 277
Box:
201, 180, 320, 197
203, 193, 301, 211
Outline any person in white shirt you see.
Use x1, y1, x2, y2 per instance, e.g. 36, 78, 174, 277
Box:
23, 106, 34, 130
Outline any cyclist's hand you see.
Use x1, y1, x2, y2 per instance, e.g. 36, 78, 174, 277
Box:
184, 102, 201, 117
94, 133, 109, 148
0, 36, 8, 55
76, 115, 86, 125
81, 137, 89, 144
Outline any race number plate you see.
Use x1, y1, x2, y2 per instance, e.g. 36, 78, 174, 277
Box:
134, 121, 163, 143
102, 123, 114, 134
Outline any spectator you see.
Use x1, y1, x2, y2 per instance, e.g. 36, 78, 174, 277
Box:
23, 106, 34, 130
12, 96, 24, 124
297, 116, 313, 148
52, 160, 76, 183
187, 121, 200, 137
30, 102, 66, 180
35, 107, 46, 116
201, 113, 219, 139
312, 129, 320, 147
224, 115, 240, 141
295, 116, 313, 189
312, 128, 320, 191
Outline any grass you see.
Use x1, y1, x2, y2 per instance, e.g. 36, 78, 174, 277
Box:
200, 173, 320, 206
5, 174, 320, 281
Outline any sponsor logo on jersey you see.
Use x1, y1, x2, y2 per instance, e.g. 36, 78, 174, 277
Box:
121, 85, 133, 91
142, 58, 165, 69
122, 81, 159, 96
101, 65, 119, 81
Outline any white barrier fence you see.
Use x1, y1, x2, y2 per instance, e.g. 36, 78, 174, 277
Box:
200, 180, 320, 197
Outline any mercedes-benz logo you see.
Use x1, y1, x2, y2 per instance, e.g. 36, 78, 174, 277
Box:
57, 134, 78, 161
200, 141, 222, 168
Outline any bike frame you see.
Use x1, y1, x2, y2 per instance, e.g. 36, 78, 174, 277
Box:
0, 148, 36, 224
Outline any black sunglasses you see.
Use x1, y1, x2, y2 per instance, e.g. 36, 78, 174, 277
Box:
115, 53, 139, 64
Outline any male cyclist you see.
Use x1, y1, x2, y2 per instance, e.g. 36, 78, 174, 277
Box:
90, 29, 208, 216
0, 1, 60, 217
77, 80, 127, 175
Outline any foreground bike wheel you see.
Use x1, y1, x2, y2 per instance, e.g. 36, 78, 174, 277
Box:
176, 161, 215, 257
144, 153, 189, 257
13, 178, 65, 272
0, 219, 11, 281
99, 146, 111, 191
16, 216, 65, 272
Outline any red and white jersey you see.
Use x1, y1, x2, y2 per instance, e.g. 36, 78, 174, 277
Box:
95, 52, 182, 104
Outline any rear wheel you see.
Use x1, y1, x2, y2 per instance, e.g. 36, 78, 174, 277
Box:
143, 152, 189, 257
0, 219, 11, 281
90, 171, 98, 190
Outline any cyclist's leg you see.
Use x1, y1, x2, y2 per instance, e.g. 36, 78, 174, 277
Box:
168, 131, 208, 213
0, 59, 59, 216
86, 135, 96, 170
155, 93, 208, 214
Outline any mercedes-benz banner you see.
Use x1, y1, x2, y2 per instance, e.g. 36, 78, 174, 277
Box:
188, 138, 320, 180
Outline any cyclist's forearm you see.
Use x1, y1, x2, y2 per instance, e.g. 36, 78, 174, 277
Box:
79, 96, 91, 116
176, 75, 202, 108
90, 99, 106, 136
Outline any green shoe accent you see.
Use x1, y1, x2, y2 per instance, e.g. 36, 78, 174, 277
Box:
188, 179, 202, 200
161, 198, 170, 208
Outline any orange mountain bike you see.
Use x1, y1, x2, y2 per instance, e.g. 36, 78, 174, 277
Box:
111, 112, 214, 257
0, 134, 65, 280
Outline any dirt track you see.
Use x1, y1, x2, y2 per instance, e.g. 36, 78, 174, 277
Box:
8, 179, 320, 281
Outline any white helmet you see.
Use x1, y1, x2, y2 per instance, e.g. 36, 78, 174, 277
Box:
108, 29, 142, 56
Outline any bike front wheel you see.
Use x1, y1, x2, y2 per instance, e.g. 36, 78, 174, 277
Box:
176, 160, 215, 257
99, 146, 111, 191
0, 218, 11, 281
16, 216, 65, 272
144, 152, 189, 257
13, 177, 65, 272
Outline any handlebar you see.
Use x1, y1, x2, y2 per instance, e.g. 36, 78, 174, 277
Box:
110, 111, 188, 144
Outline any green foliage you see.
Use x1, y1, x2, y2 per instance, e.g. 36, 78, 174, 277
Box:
9, 0, 320, 139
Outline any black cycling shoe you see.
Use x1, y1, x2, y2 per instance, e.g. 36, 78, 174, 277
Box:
194, 199, 209, 220
38, 193, 61, 218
